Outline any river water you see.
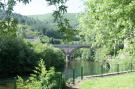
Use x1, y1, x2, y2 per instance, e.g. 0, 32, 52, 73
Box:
63, 60, 131, 81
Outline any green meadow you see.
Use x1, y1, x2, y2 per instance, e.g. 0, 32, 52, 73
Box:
80, 73, 135, 89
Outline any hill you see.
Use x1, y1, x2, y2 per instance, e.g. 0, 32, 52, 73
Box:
27, 13, 79, 39
27, 13, 79, 29
0, 10, 79, 40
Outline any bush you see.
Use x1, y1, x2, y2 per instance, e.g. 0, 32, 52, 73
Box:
0, 36, 39, 78
17, 60, 65, 89
94, 46, 110, 62
33, 43, 65, 72
0, 36, 65, 78
40, 45, 65, 72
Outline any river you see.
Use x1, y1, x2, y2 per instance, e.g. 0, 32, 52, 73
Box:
63, 60, 131, 81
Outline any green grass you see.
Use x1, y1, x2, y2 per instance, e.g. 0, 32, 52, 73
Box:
80, 73, 135, 89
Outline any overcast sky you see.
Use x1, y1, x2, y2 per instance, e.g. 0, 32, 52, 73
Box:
13, 0, 85, 15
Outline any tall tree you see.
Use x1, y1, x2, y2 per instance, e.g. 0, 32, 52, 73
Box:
79, 0, 135, 49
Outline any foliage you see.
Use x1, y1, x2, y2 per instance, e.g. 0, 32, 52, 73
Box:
94, 46, 110, 62
17, 59, 64, 89
33, 43, 65, 72
73, 48, 95, 61
81, 48, 95, 61
48, 0, 77, 41
79, 0, 135, 48
0, 36, 38, 78
0, 11, 79, 41
0, 0, 66, 82
0, 35, 65, 78
79, 0, 135, 61
39, 35, 50, 43
29, 13, 79, 29
0, 18, 17, 37
41, 45, 65, 72
28, 13, 79, 40
0, 0, 76, 42
110, 46, 135, 65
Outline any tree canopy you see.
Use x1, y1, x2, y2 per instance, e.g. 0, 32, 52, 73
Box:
0, 0, 76, 41
79, 0, 135, 48
78, 0, 135, 62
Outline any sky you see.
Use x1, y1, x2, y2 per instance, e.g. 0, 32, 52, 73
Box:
13, 0, 85, 15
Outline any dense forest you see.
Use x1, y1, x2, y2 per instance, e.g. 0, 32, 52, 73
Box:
28, 13, 79, 41
0, 9, 79, 43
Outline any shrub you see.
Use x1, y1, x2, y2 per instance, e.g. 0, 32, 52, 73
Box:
17, 60, 65, 89
0, 36, 65, 78
33, 43, 65, 72
40, 45, 65, 72
0, 36, 38, 78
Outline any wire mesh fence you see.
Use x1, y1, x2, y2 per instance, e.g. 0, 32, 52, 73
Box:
63, 62, 135, 84
1, 62, 135, 89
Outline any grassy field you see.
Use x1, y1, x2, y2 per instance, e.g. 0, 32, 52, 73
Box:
79, 72, 135, 89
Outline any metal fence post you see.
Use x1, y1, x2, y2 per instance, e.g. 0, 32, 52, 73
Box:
73, 68, 75, 84
58, 73, 61, 89
131, 63, 133, 72
117, 64, 119, 74
60, 72, 63, 89
14, 77, 16, 89
81, 66, 83, 80
101, 65, 104, 77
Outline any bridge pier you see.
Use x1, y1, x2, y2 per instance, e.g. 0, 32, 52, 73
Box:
66, 55, 69, 62
53, 44, 91, 67
65, 55, 71, 68
66, 54, 71, 62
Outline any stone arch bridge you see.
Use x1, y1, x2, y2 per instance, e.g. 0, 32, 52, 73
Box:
53, 44, 91, 62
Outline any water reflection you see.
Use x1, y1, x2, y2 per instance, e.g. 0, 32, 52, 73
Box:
63, 60, 132, 81
63, 60, 110, 80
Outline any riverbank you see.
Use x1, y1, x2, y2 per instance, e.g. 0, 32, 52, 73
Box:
67, 70, 135, 89
79, 72, 135, 89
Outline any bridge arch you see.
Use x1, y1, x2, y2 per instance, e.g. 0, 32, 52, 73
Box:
53, 44, 91, 62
